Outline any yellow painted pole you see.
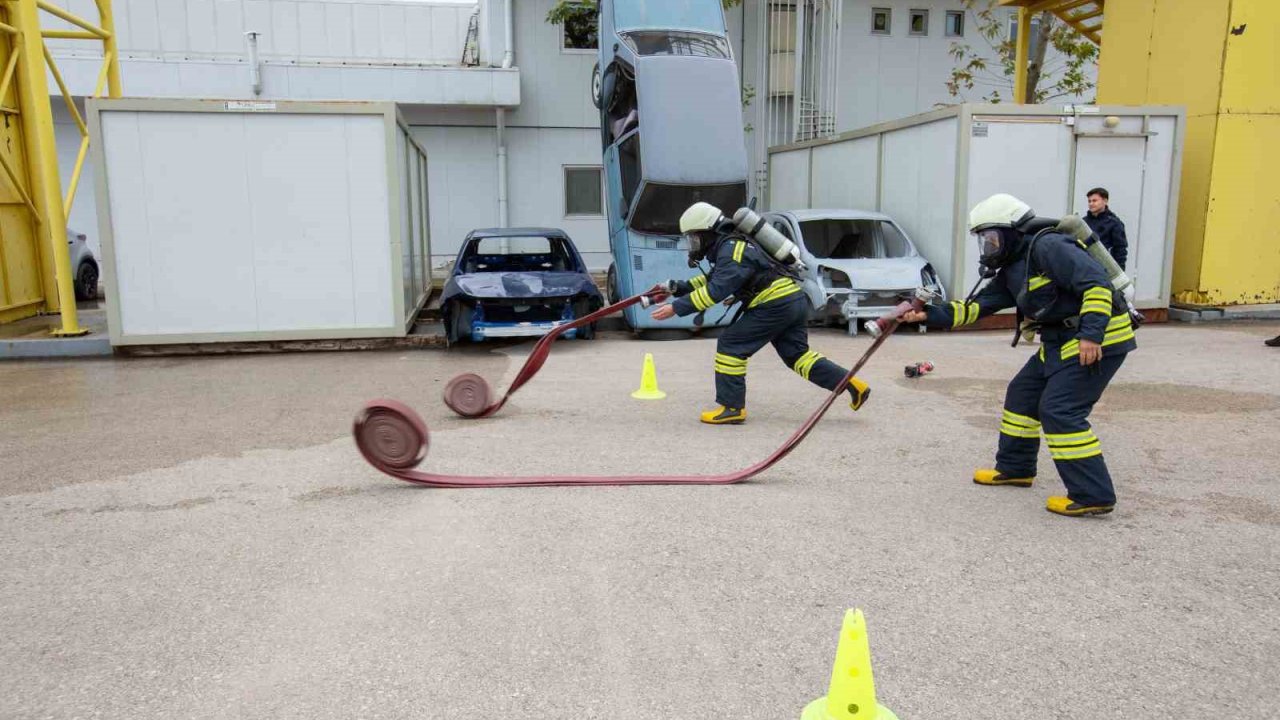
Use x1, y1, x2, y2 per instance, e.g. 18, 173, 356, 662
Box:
94, 0, 120, 97
12, 0, 82, 334
1013, 8, 1031, 103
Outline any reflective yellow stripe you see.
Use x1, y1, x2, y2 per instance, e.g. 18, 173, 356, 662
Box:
1103, 330, 1135, 346
1050, 442, 1102, 460
949, 302, 964, 327
966, 302, 980, 325
949, 301, 979, 327
732, 241, 745, 263
691, 287, 715, 311
714, 353, 748, 376
748, 278, 801, 308
1083, 287, 1112, 300
1106, 315, 1132, 331
1060, 339, 1080, 360
1000, 423, 1041, 439
690, 274, 708, 289
792, 350, 823, 380
1028, 275, 1052, 291
1038, 345, 1045, 361
1045, 430, 1096, 445
1002, 409, 1041, 429
1081, 303, 1112, 316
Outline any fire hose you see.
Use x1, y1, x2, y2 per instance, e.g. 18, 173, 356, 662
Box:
352, 289, 928, 488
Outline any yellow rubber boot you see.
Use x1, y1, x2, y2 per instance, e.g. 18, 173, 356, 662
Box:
848, 377, 872, 411
1046, 496, 1114, 517
700, 406, 746, 425
973, 469, 1034, 487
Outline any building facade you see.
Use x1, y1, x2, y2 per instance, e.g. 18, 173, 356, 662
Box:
48, 0, 1093, 271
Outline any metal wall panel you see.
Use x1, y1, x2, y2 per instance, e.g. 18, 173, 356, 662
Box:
880, 117, 958, 291
94, 103, 403, 343
810, 135, 878, 211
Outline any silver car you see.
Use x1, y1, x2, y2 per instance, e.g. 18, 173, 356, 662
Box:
765, 209, 946, 335
66, 228, 99, 301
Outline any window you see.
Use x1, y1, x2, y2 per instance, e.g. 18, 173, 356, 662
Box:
945, 11, 964, 37
621, 31, 730, 59
561, 4, 598, 51
871, 8, 891, 35
630, 183, 747, 235
879, 222, 912, 258
1007, 12, 1043, 44
564, 166, 604, 217
909, 9, 929, 36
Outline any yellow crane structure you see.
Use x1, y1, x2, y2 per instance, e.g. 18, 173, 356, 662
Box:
0, 0, 120, 333
1003, 0, 1279, 308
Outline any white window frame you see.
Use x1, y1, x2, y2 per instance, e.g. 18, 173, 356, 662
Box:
871, 7, 891, 36
945, 10, 965, 38
563, 165, 605, 218
559, 4, 599, 54
909, 9, 929, 37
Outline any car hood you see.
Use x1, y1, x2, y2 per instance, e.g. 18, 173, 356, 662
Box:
446, 272, 600, 300
809, 257, 927, 291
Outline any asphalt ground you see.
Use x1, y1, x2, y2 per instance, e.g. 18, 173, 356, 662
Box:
3, 320, 1278, 719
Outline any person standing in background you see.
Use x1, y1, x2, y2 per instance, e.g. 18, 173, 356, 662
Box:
1084, 187, 1129, 270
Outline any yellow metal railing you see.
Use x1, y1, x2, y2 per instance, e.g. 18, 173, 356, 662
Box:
0, 0, 120, 332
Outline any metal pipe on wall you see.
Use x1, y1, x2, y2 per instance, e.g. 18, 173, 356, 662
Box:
245, 31, 263, 96
496, 107, 509, 252
501, 0, 514, 68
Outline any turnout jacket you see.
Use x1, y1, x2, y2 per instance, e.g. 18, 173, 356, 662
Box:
671, 234, 802, 317
924, 231, 1136, 367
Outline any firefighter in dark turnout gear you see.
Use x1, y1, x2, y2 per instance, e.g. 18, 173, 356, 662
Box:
649, 202, 871, 424
904, 194, 1136, 517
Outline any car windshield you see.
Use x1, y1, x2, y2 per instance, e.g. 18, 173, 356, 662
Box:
621, 31, 730, 58
797, 219, 916, 259
615, 1, 726, 34
629, 182, 747, 236
462, 236, 581, 273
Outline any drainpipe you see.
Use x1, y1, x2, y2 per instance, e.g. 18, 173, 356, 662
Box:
501, 0, 514, 68
496, 107, 509, 252
245, 31, 263, 96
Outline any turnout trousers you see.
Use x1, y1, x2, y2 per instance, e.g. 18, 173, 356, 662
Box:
712, 295, 849, 409
996, 345, 1128, 506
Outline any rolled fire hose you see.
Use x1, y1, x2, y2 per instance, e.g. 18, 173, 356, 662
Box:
352, 294, 923, 488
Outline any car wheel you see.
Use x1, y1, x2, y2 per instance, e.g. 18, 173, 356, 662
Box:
606, 264, 619, 304
573, 297, 597, 340
75, 262, 98, 301
445, 302, 474, 345
590, 62, 602, 109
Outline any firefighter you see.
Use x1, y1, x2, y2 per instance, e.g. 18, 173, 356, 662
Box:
903, 193, 1136, 518
649, 202, 871, 424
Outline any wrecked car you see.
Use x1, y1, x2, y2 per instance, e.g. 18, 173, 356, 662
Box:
442, 228, 604, 344
764, 209, 948, 335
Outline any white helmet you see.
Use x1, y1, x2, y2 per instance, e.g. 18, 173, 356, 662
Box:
679, 202, 724, 234
968, 193, 1034, 233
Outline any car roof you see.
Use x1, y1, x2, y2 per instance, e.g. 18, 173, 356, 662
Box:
466, 227, 571, 240
773, 209, 894, 223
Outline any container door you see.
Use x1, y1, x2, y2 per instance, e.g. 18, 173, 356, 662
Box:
1072, 135, 1147, 296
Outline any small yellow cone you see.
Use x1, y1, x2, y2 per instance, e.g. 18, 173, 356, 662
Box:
630, 352, 667, 400
801, 609, 898, 720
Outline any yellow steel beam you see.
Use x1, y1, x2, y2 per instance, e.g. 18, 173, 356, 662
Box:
0, 40, 19, 100
44, 45, 87, 136
42, 30, 99, 40
13, 0, 82, 334
35, 0, 108, 39
95, 0, 120, 96
0, 21, 17, 34
1013, 8, 1031, 103
0, 150, 41, 220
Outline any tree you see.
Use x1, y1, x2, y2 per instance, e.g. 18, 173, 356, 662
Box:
945, 0, 1098, 104
547, 0, 743, 27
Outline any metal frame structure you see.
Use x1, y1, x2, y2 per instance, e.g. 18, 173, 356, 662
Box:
87, 98, 431, 346
0, 0, 119, 332
1000, 0, 1104, 104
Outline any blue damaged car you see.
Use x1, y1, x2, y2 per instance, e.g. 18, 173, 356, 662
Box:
441, 228, 604, 344
591, 0, 749, 333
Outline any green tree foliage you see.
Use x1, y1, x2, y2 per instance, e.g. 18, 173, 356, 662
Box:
945, 1, 1098, 104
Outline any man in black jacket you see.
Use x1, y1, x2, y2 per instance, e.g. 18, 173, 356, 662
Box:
1084, 187, 1129, 270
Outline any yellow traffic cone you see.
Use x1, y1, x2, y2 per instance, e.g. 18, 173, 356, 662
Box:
801, 609, 898, 720
630, 352, 667, 400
